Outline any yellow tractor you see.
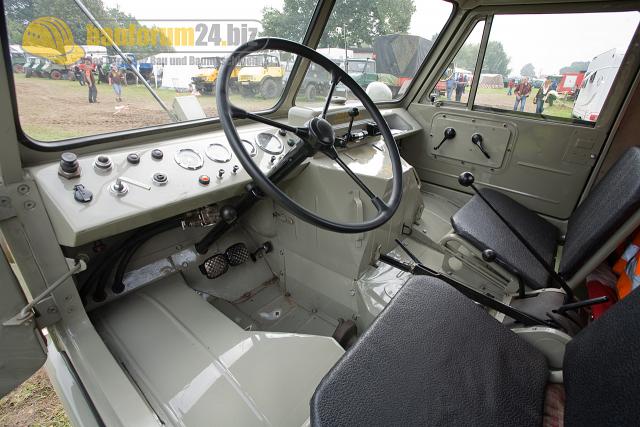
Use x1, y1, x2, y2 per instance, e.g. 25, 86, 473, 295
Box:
191, 56, 240, 94
237, 53, 285, 98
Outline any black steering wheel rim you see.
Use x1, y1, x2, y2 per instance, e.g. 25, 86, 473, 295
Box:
216, 37, 403, 233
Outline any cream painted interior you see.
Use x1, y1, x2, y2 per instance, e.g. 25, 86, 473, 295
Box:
1, 1, 639, 426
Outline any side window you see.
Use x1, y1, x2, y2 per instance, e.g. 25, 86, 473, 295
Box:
473, 12, 640, 122
429, 21, 485, 104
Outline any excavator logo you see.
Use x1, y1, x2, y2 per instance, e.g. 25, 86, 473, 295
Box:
22, 17, 85, 65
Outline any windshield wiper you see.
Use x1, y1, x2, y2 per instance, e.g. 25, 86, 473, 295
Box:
71, 0, 177, 122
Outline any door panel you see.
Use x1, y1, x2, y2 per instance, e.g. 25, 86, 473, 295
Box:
0, 245, 46, 397
404, 103, 607, 219
428, 113, 514, 169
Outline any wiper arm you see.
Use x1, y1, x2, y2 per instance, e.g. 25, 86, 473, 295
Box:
71, 0, 177, 122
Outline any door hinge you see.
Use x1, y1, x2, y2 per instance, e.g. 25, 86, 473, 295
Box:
3, 258, 86, 327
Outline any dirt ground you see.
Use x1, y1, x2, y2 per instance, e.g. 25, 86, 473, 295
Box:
0, 369, 70, 427
13, 75, 274, 142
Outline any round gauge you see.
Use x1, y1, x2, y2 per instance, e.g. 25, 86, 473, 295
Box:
174, 148, 204, 170
241, 139, 257, 157
255, 133, 284, 155
206, 143, 232, 163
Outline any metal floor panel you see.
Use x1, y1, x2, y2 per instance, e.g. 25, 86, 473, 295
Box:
211, 279, 337, 336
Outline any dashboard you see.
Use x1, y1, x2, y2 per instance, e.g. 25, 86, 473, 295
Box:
27, 107, 421, 247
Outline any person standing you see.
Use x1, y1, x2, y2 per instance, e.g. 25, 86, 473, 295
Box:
455, 73, 467, 102
108, 64, 124, 102
507, 78, 514, 95
534, 79, 552, 114
84, 58, 97, 103
446, 73, 456, 100
513, 77, 531, 112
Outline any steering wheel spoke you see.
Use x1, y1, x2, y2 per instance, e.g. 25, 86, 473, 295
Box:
231, 106, 308, 139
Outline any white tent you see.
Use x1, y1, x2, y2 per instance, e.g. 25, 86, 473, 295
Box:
479, 73, 504, 88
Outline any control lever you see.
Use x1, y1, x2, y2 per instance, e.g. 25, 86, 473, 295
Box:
110, 176, 151, 196
250, 241, 273, 261
434, 127, 456, 150
471, 133, 491, 159
344, 107, 359, 142
554, 296, 609, 315
458, 172, 574, 301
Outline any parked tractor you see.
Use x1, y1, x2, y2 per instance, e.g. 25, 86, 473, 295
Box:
237, 53, 285, 98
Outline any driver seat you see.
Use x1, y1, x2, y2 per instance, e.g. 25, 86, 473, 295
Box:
450, 146, 640, 289
311, 276, 640, 426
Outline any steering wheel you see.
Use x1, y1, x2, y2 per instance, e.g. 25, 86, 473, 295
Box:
216, 38, 403, 233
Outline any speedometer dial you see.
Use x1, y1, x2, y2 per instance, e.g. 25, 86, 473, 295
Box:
255, 133, 284, 155
174, 148, 204, 170
206, 143, 232, 163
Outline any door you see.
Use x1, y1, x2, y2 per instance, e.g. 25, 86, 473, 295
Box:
0, 242, 46, 397
403, 8, 640, 219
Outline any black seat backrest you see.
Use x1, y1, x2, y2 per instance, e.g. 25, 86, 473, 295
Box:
563, 287, 640, 426
560, 146, 640, 278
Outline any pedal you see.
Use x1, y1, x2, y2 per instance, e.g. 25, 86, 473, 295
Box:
225, 243, 250, 266
199, 253, 229, 279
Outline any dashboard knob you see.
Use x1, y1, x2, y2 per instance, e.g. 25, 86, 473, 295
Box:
152, 172, 168, 185
127, 153, 140, 165
217, 169, 225, 180
151, 149, 164, 160
270, 155, 276, 164
278, 128, 287, 136
232, 165, 239, 175
94, 155, 112, 172
59, 152, 81, 179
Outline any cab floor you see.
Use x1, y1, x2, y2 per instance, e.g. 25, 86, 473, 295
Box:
210, 278, 338, 336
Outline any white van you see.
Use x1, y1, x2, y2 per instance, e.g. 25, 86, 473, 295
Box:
572, 49, 625, 122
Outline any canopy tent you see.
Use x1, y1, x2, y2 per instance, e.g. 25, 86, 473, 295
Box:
479, 73, 504, 88
373, 34, 433, 78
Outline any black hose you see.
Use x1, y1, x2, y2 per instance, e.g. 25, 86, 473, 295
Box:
80, 218, 181, 302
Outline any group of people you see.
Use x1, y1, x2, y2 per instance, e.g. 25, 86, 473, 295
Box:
508, 77, 554, 114
73, 58, 126, 104
446, 72, 469, 102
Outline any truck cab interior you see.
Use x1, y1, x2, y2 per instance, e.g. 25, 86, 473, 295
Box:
1, 0, 639, 426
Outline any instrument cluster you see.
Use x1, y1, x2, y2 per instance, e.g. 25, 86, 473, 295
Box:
28, 128, 299, 247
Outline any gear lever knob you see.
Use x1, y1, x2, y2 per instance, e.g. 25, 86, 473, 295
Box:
458, 171, 475, 187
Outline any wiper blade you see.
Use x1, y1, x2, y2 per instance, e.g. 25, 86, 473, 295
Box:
70, 0, 177, 122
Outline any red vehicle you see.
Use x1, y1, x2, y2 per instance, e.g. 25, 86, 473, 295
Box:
557, 72, 585, 95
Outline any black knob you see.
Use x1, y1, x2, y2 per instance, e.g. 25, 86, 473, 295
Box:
482, 249, 497, 262
434, 127, 456, 150
471, 133, 483, 144
151, 149, 163, 160
220, 205, 238, 224
348, 107, 359, 118
444, 127, 456, 139
278, 128, 287, 136
458, 171, 475, 187
127, 153, 140, 165
232, 165, 239, 174
217, 169, 225, 179
60, 152, 79, 173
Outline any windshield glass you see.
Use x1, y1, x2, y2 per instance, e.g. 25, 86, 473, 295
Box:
3, 0, 318, 142
295, 0, 453, 106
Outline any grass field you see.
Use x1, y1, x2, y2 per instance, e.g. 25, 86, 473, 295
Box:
0, 369, 70, 427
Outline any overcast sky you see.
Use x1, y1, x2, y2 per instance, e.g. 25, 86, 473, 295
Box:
102, 0, 639, 75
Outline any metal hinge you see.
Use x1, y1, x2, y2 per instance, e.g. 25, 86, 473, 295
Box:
4, 258, 86, 327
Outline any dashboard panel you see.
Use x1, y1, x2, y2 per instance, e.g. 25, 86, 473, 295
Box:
27, 108, 421, 247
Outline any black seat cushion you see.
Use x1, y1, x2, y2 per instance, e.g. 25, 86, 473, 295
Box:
310, 276, 549, 427
560, 146, 640, 278
451, 188, 560, 288
563, 287, 640, 427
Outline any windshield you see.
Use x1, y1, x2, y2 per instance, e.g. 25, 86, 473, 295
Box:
296, 0, 453, 106
3, 0, 318, 142
4, 0, 454, 143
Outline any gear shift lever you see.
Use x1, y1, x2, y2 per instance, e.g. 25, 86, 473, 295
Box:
434, 127, 456, 150
458, 171, 574, 301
